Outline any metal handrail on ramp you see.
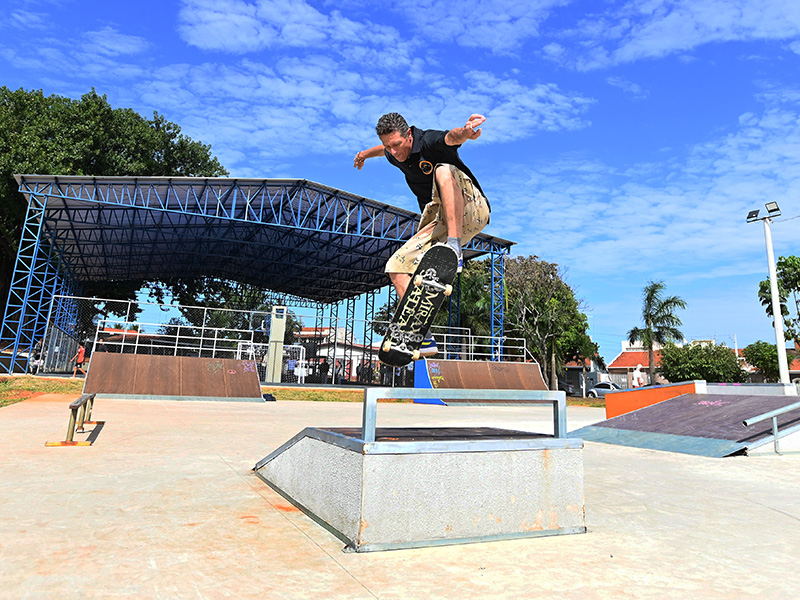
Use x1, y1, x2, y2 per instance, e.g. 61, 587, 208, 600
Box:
743, 400, 800, 454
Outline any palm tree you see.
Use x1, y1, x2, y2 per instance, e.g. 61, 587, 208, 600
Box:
627, 280, 686, 383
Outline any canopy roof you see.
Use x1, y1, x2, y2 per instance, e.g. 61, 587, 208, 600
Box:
16, 175, 514, 305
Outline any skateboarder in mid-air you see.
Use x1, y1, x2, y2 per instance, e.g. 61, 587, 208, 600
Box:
354, 112, 491, 357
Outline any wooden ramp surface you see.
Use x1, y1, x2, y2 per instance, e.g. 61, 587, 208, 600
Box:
84, 353, 262, 401
572, 393, 800, 457
414, 359, 547, 404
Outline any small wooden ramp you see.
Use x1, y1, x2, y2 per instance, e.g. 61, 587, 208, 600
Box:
84, 353, 262, 401
413, 359, 547, 405
572, 393, 800, 457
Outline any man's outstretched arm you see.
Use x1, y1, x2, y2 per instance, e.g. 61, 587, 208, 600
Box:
445, 114, 486, 146
354, 145, 385, 170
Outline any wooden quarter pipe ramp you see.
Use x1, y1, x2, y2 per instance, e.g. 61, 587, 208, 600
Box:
413, 359, 548, 405
84, 353, 263, 401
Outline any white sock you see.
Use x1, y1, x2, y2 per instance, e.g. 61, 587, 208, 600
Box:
446, 237, 462, 258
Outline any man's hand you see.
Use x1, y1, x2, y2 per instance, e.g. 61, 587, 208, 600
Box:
354, 145, 385, 170
354, 151, 366, 170
465, 114, 486, 139
445, 114, 486, 145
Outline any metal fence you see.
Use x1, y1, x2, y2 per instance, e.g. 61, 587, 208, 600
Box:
34, 294, 533, 386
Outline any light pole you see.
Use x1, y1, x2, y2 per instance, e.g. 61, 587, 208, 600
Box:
746, 202, 791, 384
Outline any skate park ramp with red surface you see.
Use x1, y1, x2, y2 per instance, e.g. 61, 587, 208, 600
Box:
571, 390, 800, 457
84, 353, 263, 401
413, 359, 548, 405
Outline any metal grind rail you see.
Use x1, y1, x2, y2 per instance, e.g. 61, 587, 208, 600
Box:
742, 399, 800, 454
361, 387, 567, 444
46, 393, 103, 447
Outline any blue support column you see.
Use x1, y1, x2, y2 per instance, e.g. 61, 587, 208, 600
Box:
447, 274, 462, 360
0, 191, 48, 373
344, 295, 356, 381
327, 301, 339, 384
26, 227, 63, 356
361, 289, 376, 383
489, 250, 506, 361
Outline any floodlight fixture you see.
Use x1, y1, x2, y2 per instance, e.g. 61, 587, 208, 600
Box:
747, 202, 791, 383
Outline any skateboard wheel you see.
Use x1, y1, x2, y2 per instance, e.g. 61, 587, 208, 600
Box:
444, 284, 453, 296
382, 340, 392, 352
412, 350, 420, 360
414, 275, 423, 286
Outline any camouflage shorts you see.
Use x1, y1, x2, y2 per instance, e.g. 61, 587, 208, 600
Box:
385, 164, 490, 275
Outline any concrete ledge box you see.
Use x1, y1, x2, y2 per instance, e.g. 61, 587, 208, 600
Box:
254, 428, 585, 552
254, 387, 586, 552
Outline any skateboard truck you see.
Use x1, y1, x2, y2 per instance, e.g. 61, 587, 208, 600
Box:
381, 341, 420, 361
381, 324, 422, 360
413, 269, 453, 296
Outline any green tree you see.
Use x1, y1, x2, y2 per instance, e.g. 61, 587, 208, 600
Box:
444, 260, 491, 337
627, 280, 687, 383
742, 341, 781, 382
658, 342, 746, 383
758, 255, 800, 345
557, 320, 599, 394
0, 87, 228, 318
430, 260, 493, 357
504, 256, 590, 387
155, 279, 302, 345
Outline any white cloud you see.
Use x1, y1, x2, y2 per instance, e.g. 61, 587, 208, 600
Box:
178, 0, 268, 52
10, 10, 48, 30
178, 0, 413, 63
486, 90, 800, 284
125, 60, 594, 173
84, 26, 149, 57
606, 76, 648, 100
549, 0, 800, 69
391, 0, 570, 52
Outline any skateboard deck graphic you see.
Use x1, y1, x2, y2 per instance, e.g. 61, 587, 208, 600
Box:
379, 244, 459, 367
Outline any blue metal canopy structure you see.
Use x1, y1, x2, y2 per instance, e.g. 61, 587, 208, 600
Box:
1, 175, 514, 373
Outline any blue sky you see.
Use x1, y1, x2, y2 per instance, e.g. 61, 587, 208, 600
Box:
2, 0, 800, 363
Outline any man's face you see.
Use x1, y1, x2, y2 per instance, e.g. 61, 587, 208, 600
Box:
379, 129, 413, 162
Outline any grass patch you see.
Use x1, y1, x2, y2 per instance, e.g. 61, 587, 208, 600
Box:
261, 386, 605, 407
567, 397, 606, 409
261, 386, 363, 402
0, 376, 84, 408
0, 377, 605, 408
260, 386, 412, 402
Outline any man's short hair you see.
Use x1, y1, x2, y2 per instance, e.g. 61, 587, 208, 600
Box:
376, 113, 409, 136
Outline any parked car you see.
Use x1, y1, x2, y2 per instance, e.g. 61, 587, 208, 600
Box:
586, 381, 622, 398
558, 379, 576, 396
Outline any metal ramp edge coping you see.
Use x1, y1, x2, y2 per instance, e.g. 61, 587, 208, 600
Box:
569, 425, 752, 457
254, 427, 583, 471
93, 393, 264, 402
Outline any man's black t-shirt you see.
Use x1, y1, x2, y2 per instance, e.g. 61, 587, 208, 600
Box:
384, 126, 486, 212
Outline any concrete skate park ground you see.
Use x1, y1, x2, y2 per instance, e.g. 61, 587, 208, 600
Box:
1, 395, 798, 599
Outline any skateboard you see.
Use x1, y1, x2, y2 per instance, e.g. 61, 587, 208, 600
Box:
378, 244, 459, 367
